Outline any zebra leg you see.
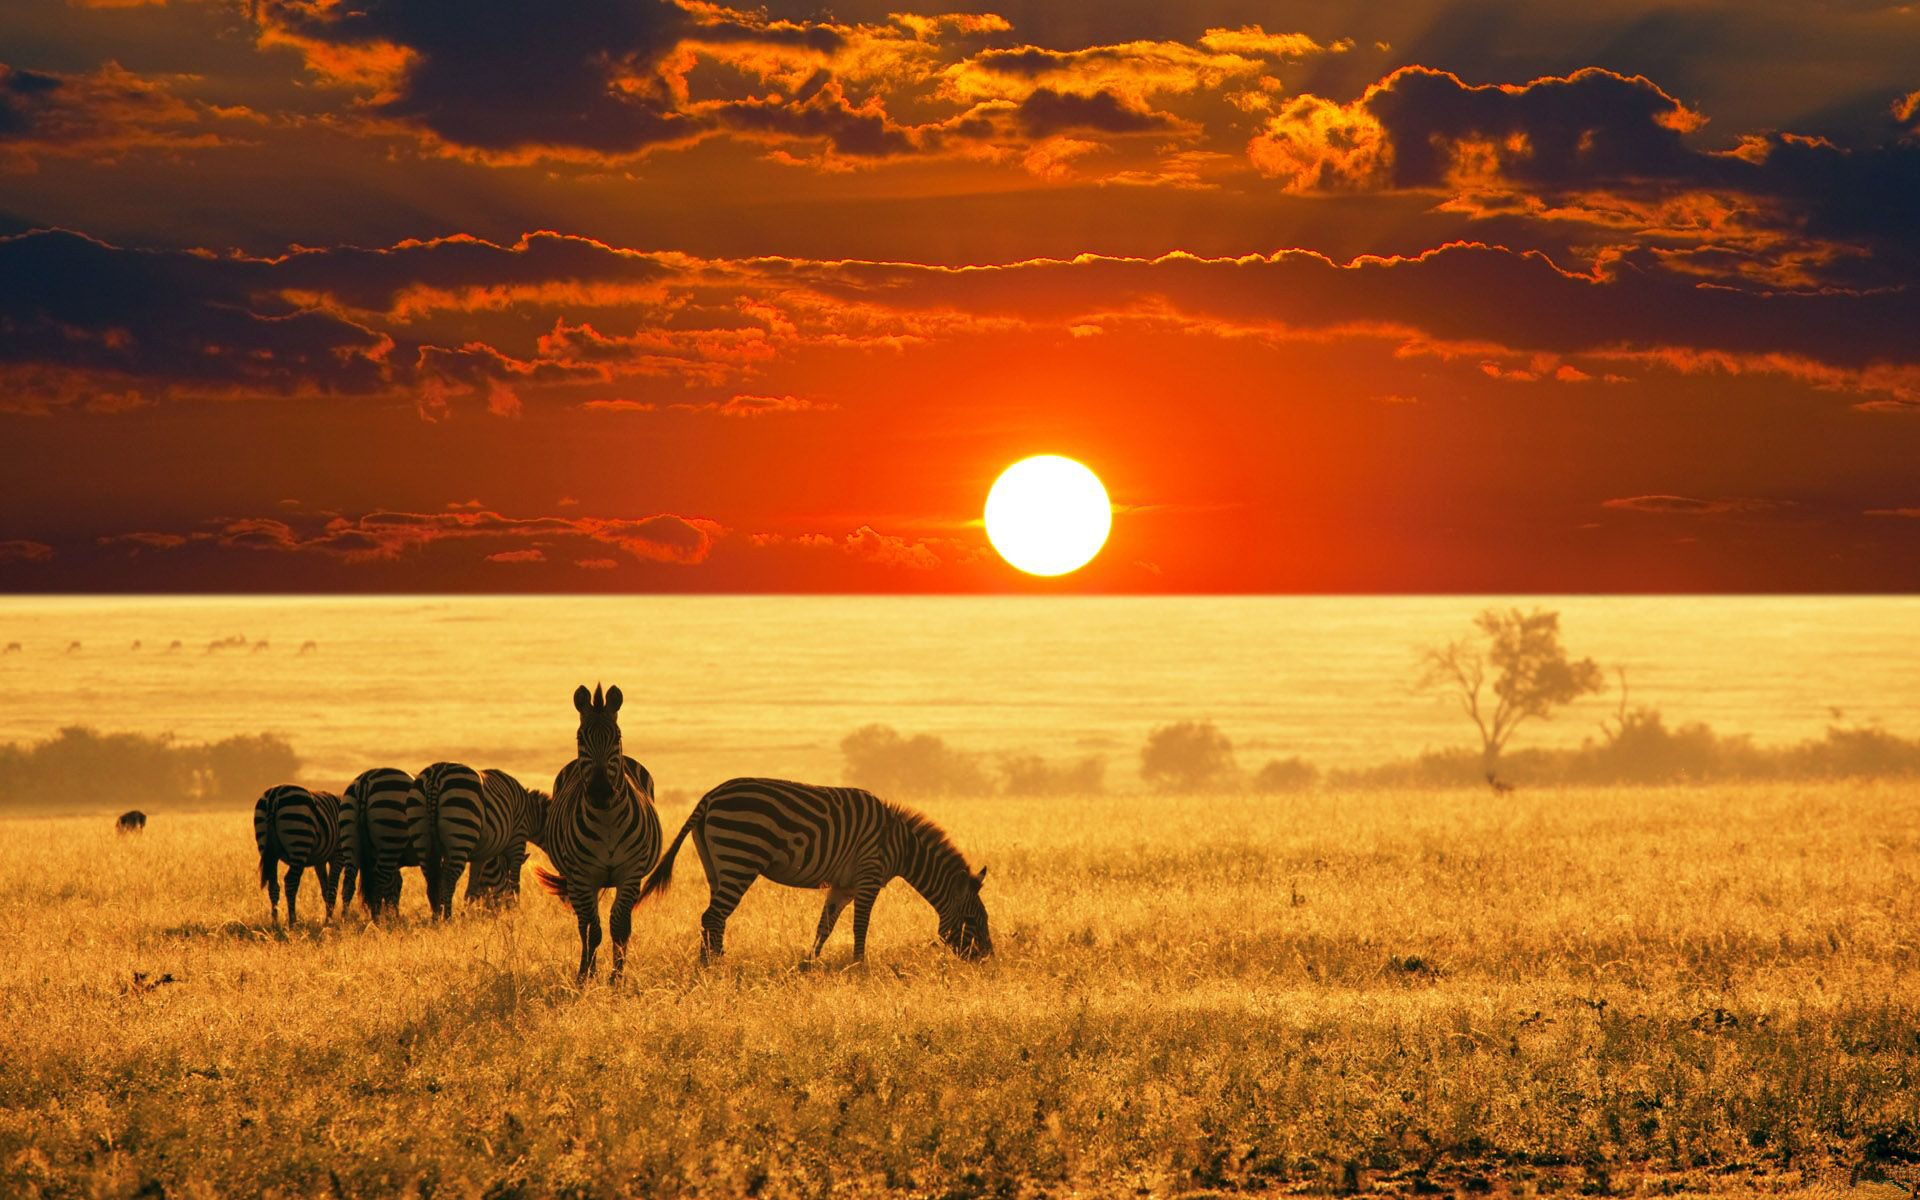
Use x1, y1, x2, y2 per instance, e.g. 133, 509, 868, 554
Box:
849, 877, 886, 962
811, 886, 855, 958
700, 869, 758, 963
608, 881, 642, 983
569, 886, 604, 983
437, 859, 465, 920
284, 864, 304, 927
320, 862, 341, 921
264, 858, 282, 925
339, 861, 358, 914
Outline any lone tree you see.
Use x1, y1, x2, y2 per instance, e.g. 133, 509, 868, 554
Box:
1141, 720, 1237, 792
1419, 607, 1604, 780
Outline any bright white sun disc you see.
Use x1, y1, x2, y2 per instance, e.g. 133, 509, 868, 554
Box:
984, 455, 1111, 576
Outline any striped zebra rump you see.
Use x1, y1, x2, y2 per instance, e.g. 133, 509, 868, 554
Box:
252, 784, 344, 926
343, 767, 420, 917
414, 761, 484, 920
458, 768, 546, 906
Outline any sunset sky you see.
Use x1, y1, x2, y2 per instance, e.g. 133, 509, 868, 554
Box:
2, 0, 1918, 592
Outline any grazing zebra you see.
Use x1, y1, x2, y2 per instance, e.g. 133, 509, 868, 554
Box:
341, 767, 426, 918
412, 761, 485, 921
536, 684, 661, 983
425, 765, 546, 913
252, 784, 342, 926
638, 778, 991, 963
116, 810, 146, 834
458, 770, 549, 907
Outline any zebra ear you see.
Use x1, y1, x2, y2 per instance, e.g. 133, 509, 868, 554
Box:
606, 685, 623, 713
573, 685, 590, 712
972, 866, 987, 891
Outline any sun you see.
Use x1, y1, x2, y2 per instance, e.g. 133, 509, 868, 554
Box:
984, 455, 1112, 576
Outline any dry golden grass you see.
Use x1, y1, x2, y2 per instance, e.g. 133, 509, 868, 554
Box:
2, 783, 1917, 1198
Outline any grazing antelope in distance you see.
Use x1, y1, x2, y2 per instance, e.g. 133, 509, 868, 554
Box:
164, 640, 182, 653
298, 640, 318, 655
130, 640, 141, 651
2, 642, 20, 654
1486, 771, 1516, 794
251, 640, 269, 653
116, 810, 147, 834
639, 778, 992, 964
65, 641, 81, 654
536, 684, 661, 983
253, 785, 343, 926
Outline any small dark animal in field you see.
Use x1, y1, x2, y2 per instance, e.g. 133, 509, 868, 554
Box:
251, 639, 270, 653
2, 642, 19, 654
640, 777, 991, 964
298, 640, 318, 655
130, 640, 142, 651
117, 810, 147, 834
65, 641, 82, 654
164, 640, 182, 654
127, 971, 180, 995
1486, 771, 1516, 794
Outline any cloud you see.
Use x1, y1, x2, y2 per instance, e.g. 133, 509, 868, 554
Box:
753, 526, 985, 570
0, 61, 230, 171
1010, 88, 1183, 137
104, 508, 725, 566
0, 540, 53, 563
1601, 495, 1790, 516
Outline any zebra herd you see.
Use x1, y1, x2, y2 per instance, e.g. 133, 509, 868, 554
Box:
252, 682, 992, 980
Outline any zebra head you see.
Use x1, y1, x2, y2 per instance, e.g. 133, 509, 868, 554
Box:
938, 866, 992, 959
572, 683, 625, 806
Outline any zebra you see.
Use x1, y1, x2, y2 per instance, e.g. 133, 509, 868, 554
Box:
425, 765, 547, 914
253, 784, 343, 926
412, 761, 485, 921
341, 767, 427, 918
535, 684, 661, 983
637, 778, 991, 963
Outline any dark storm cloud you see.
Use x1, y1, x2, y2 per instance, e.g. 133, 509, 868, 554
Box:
254, 0, 850, 158
0, 61, 225, 168
1013, 88, 1182, 137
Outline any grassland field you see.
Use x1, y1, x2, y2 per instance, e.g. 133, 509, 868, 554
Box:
2, 783, 1917, 1199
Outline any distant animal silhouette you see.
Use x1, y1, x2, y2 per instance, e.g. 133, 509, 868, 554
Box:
164, 640, 182, 654
130, 640, 142, 652
340, 767, 427, 918
128, 971, 179, 994
640, 778, 991, 963
253, 785, 343, 926
116, 810, 147, 834
1486, 771, 1516, 794
2, 642, 19, 654
535, 684, 661, 983
65, 641, 81, 654
207, 634, 247, 654
251, 640, 270, 653
297, 640, 318, 656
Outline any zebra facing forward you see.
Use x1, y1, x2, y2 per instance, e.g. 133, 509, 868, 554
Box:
253, 784, 343, 926
341, 767, 426, 918
413, 761, 484, 920
536, 684, 661, 983
638, 778, 991, 963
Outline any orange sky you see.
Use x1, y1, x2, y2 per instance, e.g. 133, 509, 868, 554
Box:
2, 0, 1918, 591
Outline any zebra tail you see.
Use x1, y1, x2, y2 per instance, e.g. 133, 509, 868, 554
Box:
257, 791, 281, 890
637, 802, 700, 904
534, 866, 567, 899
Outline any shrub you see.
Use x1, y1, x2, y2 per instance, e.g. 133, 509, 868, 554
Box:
840, 724, 991, 798
1141, 721, 1238, 792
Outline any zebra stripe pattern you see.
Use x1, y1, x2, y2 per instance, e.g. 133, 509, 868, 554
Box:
342, 767, 425, 918
252, 784, 343, 926
413, 761, 484, 921
538, 684, 662, 982
444, 767, 548, 909
638, 777, 991, 962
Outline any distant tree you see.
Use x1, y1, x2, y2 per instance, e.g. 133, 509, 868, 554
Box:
840, 724, 990, 797
1251, 756, 1318, 793
999, 753, 1105, 796
1419, 607, 1604, 779
1140, 720, 1237, 792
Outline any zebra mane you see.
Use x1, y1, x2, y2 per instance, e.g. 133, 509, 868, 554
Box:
887, 802, 971, 872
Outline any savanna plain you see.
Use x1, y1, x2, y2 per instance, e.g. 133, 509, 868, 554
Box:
4, 781, 1917, 1199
